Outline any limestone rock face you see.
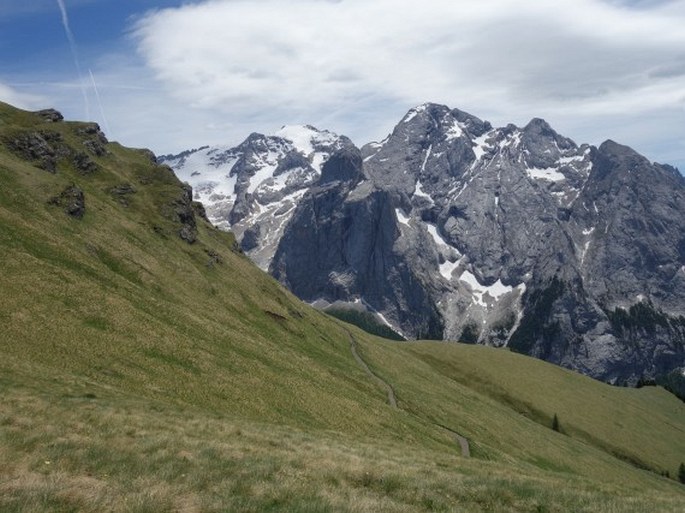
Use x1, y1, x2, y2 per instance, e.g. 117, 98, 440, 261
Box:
167, 103, 685, 385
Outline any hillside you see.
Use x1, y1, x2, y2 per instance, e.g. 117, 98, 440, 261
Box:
1, 101, 684, 512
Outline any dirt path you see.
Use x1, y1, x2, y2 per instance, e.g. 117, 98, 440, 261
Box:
456, 434, 470, 458
344, 328, 470, 457
435, 423, 471, 458
346, 330, 397, 408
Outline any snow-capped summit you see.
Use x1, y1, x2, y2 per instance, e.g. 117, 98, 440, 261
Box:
159, 125, 354, 269
275, 125, 345, 171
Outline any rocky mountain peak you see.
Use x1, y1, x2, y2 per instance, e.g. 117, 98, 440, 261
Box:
591, 139, 656, 186
320, 146, 364, 185
361, 104, 486, 198
165, 103, 685, 387
159, 123, 354, 269
598, 139, 632, 155
523, 117, 553, 134
450, 107, 492, 137
391, 103, 487, 145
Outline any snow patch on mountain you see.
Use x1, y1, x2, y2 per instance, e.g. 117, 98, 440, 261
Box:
414, 180, 433, 201
395, 209, 411, 227
527, 166, 566, 182
425, 224, 451, 253
439, 258, 463, 281
444, 121, 464, 141
276, 125, 342, 171
472, 131, 494, 161
459, 270, 516, 307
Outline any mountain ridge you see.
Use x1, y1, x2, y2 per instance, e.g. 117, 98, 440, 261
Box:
163, 102, 685, 387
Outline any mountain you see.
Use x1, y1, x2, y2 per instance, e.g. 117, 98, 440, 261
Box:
1, 101, 684, 511
160, 125, 354, 269
164, 103, 685, 387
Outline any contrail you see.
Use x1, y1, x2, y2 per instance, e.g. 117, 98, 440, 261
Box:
89, 69, 112, 137
56, 0, 90, 119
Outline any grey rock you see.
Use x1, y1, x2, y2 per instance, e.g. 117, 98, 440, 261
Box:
36, 109, 64, 123
109, 183, 137, 206
179, 224, 197, 244
240, 225, 261, 252
205, 248, 223, 268
319, 147, 364, 185
110, 183, 137, 195
83, 139, 106, 157
164, 183, 198, 244
73, 151, 98, 175
271, 151, 444, 339
274, 150, 310, 176
167, 103, 685, 386
77, 123, 108, 144
193, 201, 209, 222
48, 185, 85, 219
3, 130, 69, 173
158, 146, 209, 165
73, 124, 109, 157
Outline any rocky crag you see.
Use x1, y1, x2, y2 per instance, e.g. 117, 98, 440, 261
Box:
162, 103, 685, 385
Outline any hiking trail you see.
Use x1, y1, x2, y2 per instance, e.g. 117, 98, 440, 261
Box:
344, 328, 470, 457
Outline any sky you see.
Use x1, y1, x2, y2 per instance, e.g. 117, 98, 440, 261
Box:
0, 0, 683, 171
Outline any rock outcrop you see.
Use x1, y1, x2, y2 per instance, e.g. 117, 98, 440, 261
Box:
36, 108, 64, 123
48, 185, 85, 219
3, 130, 68, 173
173, 183, 198, 244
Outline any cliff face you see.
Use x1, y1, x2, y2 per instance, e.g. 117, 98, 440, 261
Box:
167, 103, 685, 385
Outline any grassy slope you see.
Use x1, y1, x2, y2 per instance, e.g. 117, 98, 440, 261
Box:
358, 339, 685, 477
0, 105, 411, 440
1, 102, 684, 512
399, 342, 685, 474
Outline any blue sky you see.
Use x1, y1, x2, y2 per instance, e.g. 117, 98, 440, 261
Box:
1, 1, 178, 70
1, 0, 683, 171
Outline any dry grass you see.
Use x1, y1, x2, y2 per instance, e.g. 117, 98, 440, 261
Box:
1, 377, 683, 513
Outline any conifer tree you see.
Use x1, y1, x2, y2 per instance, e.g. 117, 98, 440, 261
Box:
552, 413, 560, 432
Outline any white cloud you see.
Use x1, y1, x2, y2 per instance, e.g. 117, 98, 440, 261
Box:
125, 0, 685, 168
4, 0, 684, 171
0, 82, 47, 110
